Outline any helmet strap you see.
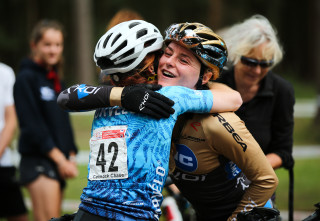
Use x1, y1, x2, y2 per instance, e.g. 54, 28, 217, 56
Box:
195, 65, 208, 90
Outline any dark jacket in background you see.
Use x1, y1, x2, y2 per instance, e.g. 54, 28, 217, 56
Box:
217, 67, 295, 169
14, 58, 77, 158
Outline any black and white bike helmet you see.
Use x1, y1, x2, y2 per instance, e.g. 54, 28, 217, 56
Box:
164, 22, 228, 79
94, 20, 163, 76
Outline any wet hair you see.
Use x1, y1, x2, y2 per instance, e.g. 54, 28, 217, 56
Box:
218, 14, 283, 69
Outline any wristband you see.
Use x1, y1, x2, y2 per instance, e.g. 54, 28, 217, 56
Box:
110, 87, 123, 107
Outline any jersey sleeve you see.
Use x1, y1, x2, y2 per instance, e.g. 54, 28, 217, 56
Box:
160, 86, 213, 116
203, 112, 278, 221
57, 84, 114, 111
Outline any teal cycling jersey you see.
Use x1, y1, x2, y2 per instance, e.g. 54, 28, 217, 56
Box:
77, 86, 213, 220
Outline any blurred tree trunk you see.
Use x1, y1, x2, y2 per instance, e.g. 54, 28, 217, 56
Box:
72, 0, 94, 84
207, 0, 223, 30
158, 0, 175, 31
26, 0, 39, 34
311, 0, 320, 124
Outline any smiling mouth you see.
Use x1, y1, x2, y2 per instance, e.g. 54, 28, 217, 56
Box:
162, 70, 175, 78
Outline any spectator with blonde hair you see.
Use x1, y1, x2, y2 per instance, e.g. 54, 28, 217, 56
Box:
217, 16, 295, 210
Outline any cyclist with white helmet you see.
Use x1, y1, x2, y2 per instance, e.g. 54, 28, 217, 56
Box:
58, 20, 242, 221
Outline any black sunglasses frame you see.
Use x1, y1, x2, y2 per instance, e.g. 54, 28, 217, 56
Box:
240, 56, 274, 69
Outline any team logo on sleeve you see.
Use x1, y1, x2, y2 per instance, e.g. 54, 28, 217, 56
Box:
75, 84, 101, 99
174, 144, 198, 172
225, 160, 241, 179
40, 86, 55, 101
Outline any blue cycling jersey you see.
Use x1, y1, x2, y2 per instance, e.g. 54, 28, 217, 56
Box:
78, 86, 213, 221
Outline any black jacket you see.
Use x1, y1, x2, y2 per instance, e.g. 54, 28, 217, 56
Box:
217, 67, 295, 169
14, 58, 77, 157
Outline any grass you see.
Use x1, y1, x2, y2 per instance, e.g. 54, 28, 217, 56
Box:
280, 71, 317, 99
70, 113, 93, 150
294, 118, 320, 145
64, 165, 88, 200
275, 158, 320, 212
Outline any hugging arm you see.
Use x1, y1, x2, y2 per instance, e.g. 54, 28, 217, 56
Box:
208, 82, 242, 113
57, 84, 175, 119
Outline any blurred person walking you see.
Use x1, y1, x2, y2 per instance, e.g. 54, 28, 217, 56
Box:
0, 62, 28, 221
13, 20, 78, 221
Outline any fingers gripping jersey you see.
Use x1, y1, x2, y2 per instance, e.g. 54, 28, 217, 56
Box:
79, 86, 213, 220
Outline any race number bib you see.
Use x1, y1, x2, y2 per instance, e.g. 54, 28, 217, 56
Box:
89, 125, 128, 180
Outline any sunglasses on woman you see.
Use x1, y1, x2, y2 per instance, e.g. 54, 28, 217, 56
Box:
240, 56, 274, 69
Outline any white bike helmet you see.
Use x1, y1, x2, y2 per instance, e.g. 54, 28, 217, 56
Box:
94, 20, 163, 75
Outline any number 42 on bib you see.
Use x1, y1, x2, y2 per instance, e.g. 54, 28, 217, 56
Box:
89, 125, 128, 180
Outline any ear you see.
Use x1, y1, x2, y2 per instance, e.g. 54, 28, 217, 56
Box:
30, 41, 37, 52
202, 70, 213, 85
148, 65, 155, 73
30, 39, 36, 47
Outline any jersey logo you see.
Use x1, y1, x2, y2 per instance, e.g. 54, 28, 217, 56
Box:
213, 113, 247, 152
174, 144, 198, 172
225, 160, 241, 179
40, 86, 55, 101
190, 122, 201, 131
76, 84, 101, 99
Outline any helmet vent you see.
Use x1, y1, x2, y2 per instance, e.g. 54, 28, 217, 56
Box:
119, 59, 135, 68
119, 48, 134, 60
208, 50, 221, 58
97, 57, 114, 70
144, 39, 156, 48
187, 25, 197, 30
203, 45, 224, 59
111, 33, 122, 46
112, 40, 128, 54
198, 33, 217, 41
136, 29, 148, 39
214, 45, 226, 53
129, 22, 140, 29
103, 33, 112, 48
154, 29, 159, 33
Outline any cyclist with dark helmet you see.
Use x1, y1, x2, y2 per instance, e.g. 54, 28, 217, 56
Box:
161, 22, 278, 221
57, 20, 242, 221
160, 22, 227, 89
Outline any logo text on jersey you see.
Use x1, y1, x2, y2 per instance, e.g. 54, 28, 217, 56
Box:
213, 113, 247, 152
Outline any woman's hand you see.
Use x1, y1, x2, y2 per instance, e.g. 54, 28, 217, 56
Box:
48, 147, 78, 179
